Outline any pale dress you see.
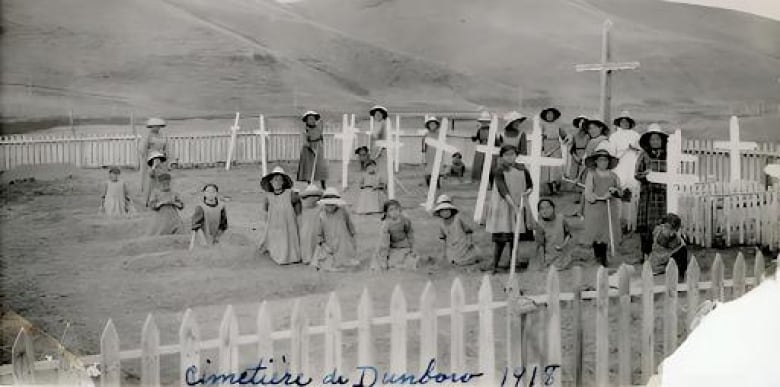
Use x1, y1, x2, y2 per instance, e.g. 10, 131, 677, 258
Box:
439, 215, 478, 265
611, 128, 642, 231
102, 180, 130, 217
191, 200, 228, 245
370, 120, 389, 182
372, 215, 419, 270
541, 121, 564, 185
299, 204, 321, 264
261, 190, 301, 265
147, 190, 185, 236
311, 208, 359, 271
486, 164, 532, 236
354, 172, 384, 214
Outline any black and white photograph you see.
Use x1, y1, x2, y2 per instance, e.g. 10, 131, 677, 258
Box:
1, 0, 779, 386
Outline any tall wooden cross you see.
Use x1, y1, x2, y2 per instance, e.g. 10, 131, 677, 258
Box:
225, 112, 241, 171
646, 129, 699, 214
422, 117, 459, 211
252, 114, 270, 177
713, 116, 758, 183
334, 114, 360, 190
515, 115, 566, 220
473, 114, 501, 223
575, 20, 640, 125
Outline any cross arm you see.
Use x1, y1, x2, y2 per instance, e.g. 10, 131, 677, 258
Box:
515, 155, 566, 167
424, 137, 458, 154
475, 144, 501, 155
575, 62, 640, 72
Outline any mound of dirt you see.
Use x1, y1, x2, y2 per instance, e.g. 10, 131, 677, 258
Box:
0, 164, 82, 184
118, 234, 257, 273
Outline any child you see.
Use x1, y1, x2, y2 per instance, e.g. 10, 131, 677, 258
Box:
423, 116, 444, 188
433, 196, 478, 266
572, 119, 612, 217
635, 125, 669, 262
354, 146, 371, 171
471, 111, 494, 183
191, 183, 228, 246
500, 111, 528, 155
539, 107, 566, 195
565, 115, 590, 182
355, 160, 385, 214
610, 112, 642, 233
312, 188, 359, 271
299, 184, 323, 264
147, 173, 185, 236
583, 149, 622, 267
448, 152, 466, 178
145, 150, 170, 207
534, 198, 573, 271
486, 145, 534, 274
100, 167, 132, 217
649, 213, 688, 279
371, 200, 420, 270
369, 105, 390, 181
259, 166, 302, 265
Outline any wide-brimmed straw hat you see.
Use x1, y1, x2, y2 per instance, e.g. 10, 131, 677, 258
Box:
433, 202, 458, 217
369, 105, 389, 119
354, 145, 369, 155
424, 116, 441, 129
477, 111, 492, 122
639, 124, 669, 153
613, 111, 636, 129
301, 184, 323, 199
503, 111, 527, 129
572, 115, 588, 130
435, 194, 452, 205
146, 150, 167, 166
585, 149, 619, 170
540, 107, 562, 123
319, 187, 346, 206
301, 110, 321, 122
585, 119, 610, 136
260, 166, 293, 192
146, 117, 166, 128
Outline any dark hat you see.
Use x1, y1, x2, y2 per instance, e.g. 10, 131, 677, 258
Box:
108, 167, 121, 174
585, 119, 610, 136
369, 105, 389, 119
584, 149, 619, 170
540, 107, 562, 123
613, 112, 636, 129
260, 166, 293, 192
202, 183, 219, 192
301, 110, 321, 122
638, 124, 669, 153
499, 144, 518, 156
452, 152, 462, 158
572, 115, 588, 130
354, 145, 369, 155
365, 159, 377, 167
146, 150, 167, 167
301, 184, 323, 198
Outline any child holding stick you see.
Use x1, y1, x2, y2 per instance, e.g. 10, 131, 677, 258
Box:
583, 149, 622, 267
299, 184, 323, 264
371, 200, 420, 270
433, 195, 479, 266
312, 188, 359, 271
259, 166, 302, 265
486, 145, 534, 274
100, 167, 133, 217
147, 173, 185, 236
190, 183, 228, 248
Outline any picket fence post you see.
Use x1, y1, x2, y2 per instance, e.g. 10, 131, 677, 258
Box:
546, 267, 562, 387
179, 309, 200, 387
617, 264, 631, 387
256, 301, 273, 372
141, 314, 160, 387
732, 252, 746, 299
390, 284, 407, 373
711, 253, 725, 301
595, 266, 609, 387
218, 305, 239, 384
753, 251, 765, 286
100, 319, 120, 387
478, 275, 496, 384
290, 299, 310, 377
12, 328, 36, 385
356, 289, 373, 369
572, 266, 584, 387
324, 292, 343, 376
450, 278, 466, 373
686, 256, 701, 334
641, 261, 654, 384
419, 282, 437, 372
664, 260, 679, 358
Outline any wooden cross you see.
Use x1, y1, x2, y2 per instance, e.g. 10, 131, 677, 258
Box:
333, 114, 359, 190
225, 112, 241, 171
394, 115, 402, 173
514, 115, 566, 220
646, 129, 699, 214
374, 119, 399, 199
575, 20, 640, 125
252, 114, 270, 177
421, 117, 459, 211
473, 114, 501, 223
713, 116, 758, 182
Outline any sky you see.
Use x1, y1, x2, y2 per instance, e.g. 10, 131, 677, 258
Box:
665, 0, 780, 21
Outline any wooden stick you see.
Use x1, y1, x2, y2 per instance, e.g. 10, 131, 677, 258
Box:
508, 194, 525, 282
606, 198, 616, 256
189, 231, 197, 251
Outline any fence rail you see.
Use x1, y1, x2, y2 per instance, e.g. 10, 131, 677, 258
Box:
6, 251, 776, 386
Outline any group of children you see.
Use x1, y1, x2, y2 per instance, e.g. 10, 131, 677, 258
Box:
99, 109, 689, 278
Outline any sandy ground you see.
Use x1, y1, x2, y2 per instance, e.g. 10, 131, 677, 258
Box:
0, 161, 767, 386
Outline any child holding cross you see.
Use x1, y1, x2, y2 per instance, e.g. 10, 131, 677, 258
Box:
486, 145, 534, 273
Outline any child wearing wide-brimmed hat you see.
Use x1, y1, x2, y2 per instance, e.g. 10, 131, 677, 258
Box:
296, 110, 329, 189
311, 188, 359, 271
299, 184, 323, 264
368, 105, 390, 182
259, 166, 302, 265
635, 124, 670, 262
100, 167, 133, 218
609, 111, 642, 233
433, 195, 479, 266
583, 149, 622, 267
471, 111, 498, 184
371, 199, 420, 271
355, 159, 385, 214
539, 107, 567, 195
500, 111, 529, 155
147, 172, 185, 236
144, 150, 170, 207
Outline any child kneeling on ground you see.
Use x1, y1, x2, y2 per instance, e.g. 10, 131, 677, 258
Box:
650, 213, 688, 279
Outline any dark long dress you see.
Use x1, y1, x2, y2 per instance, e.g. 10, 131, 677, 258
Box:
297, 124, 329, 182
635, 149, 668, 253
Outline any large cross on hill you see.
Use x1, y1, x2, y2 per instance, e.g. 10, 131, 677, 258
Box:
576, 19, 640, 125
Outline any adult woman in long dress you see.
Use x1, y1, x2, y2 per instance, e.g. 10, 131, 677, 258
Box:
635, 125, 669, 262
140, 117, 169, 206
368, 105, 389, 182
610, 112, 642, 232
296, 111, 329, 189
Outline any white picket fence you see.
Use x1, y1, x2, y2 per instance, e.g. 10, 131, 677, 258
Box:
6, 251, 776, 386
